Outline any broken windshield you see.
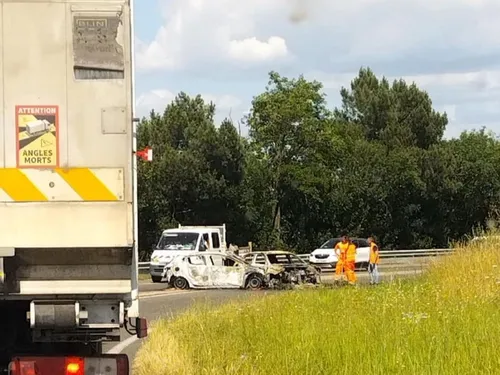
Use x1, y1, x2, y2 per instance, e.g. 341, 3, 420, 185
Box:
157, 232, 199, 250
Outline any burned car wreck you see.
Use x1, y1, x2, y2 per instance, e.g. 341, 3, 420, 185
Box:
243, 251, 321, 289
164, 252, 268, 290
164, 251, 321, 290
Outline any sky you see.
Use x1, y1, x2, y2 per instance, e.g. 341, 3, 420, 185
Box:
133, 0, 500, 139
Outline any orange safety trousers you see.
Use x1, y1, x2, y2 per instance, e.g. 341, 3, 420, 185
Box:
335, 259, 345, 280
344, 261, 356, 284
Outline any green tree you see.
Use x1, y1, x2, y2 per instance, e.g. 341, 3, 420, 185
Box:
245, 71, 331, 248
136, 93, 247, 252
336, 67, 448, 149
135, 69, 500, 254
423, 129, 500, 243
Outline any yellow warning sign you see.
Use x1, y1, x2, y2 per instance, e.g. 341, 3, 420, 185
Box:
16, 105, 59, 168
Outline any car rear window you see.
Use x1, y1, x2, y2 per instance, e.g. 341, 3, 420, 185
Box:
320, 238, 341, 249
353, 239, 369, 248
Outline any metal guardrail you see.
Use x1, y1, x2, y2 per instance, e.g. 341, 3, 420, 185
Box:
379, 249, 454, 257
138, 248, 454, 271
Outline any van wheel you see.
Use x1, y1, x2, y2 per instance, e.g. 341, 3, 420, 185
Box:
151, 275, 162, 283
173, 277, 189, 290
246, 274, 264, 290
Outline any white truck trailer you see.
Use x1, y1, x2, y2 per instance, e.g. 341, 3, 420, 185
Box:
0, 0, 147, 373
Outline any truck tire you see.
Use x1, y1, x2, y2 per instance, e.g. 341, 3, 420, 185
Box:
151, 275, 163, 283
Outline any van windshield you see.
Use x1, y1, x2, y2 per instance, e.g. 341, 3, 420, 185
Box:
157, 232, 199, 250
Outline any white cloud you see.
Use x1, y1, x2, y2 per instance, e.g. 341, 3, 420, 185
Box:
135, 38, 177, 71
136, 89, 176, 115
135, 0, 500, 137
202, 94, 243, 111
404, 71, 500, 91
309, 69, 500, 94
307, 68, 500, 137
228, 37, 288, 63
137, 0, 500, 72
136, 0, 292, 71
439, 105, 457, 123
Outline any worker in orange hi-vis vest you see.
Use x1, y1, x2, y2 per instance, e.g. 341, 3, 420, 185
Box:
367, 237, 380, 285
344, 240, 357, 285
334, 235, 350, 282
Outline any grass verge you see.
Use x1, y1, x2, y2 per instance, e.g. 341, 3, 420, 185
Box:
134, 237, 500, 375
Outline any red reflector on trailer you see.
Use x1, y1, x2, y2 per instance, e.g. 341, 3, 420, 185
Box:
65, 357, 84, 375
9, 354, 129, 375
116, 354, 129, 375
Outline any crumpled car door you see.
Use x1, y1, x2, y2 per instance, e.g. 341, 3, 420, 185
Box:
208, 255, 245, 288
185, 255, 211, 287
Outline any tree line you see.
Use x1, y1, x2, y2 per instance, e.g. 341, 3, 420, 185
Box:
137, 67, 500, 255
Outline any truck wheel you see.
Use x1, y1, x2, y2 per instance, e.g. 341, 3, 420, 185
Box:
173, 277, 189, 290
246, 274, 264, 290
151, 275, 163, 283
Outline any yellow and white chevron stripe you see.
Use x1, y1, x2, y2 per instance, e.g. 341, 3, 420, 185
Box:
0, 168, 124, 202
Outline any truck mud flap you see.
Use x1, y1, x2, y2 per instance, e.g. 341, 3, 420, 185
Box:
1, 252, 20, 295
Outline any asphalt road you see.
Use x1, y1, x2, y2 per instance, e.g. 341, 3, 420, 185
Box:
105, 262, 428, 369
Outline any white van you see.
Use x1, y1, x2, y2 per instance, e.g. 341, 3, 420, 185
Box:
149, 224, 227, 283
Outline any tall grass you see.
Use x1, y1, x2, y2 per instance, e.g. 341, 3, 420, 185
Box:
134, 236, 500, 375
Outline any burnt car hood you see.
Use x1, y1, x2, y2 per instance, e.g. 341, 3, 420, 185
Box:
264, 264, 319, 275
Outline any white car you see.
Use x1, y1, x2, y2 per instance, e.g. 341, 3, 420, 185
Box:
309, 237, 371, 269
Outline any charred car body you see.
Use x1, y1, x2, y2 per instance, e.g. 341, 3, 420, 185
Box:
244, 251, 321, 288
164, 252, 266, 290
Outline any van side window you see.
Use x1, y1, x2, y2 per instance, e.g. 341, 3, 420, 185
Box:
211, 233, 220, 248
202, 234, 210, 248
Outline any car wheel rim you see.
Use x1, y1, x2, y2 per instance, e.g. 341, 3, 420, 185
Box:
175, 278, 187, 288
249, 278, 260, 288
